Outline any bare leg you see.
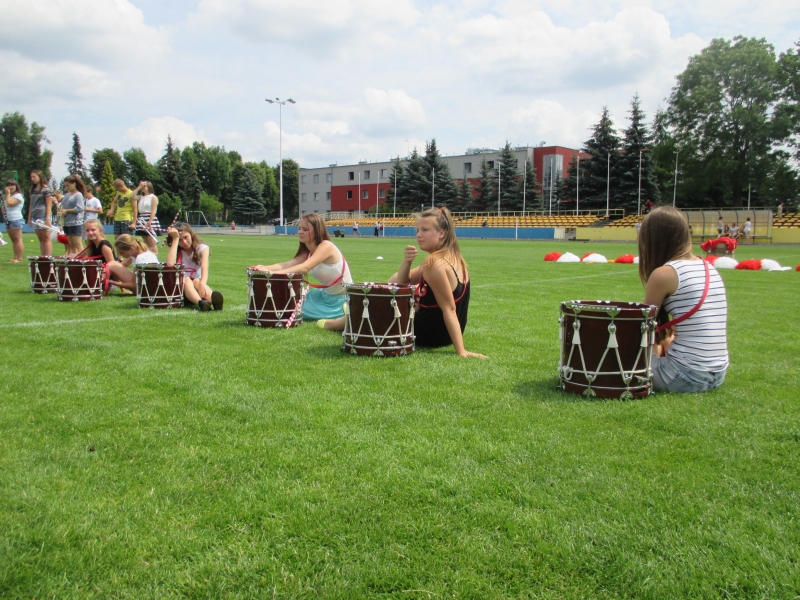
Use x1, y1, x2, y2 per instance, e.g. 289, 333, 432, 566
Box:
68, 235, 83, 255
184, 277, 201, 305
193, 278, 212, 302
107, 263, 136, 290
388, 272, 399, 283
36, 228, 52, 256
323, 316, 346, 331
8, 228, 23, 261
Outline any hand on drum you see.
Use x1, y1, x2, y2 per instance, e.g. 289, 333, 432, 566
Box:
403, 245, 418, 263
251, 265, 270, 273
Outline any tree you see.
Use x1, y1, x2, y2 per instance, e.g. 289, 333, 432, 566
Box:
454, 173, 472, 211
497, 141, 520, 211
422, 139, 457, 208
259, 160, 279, 216
0, 112, 52, 183
778, 41, 800, 163
156, 135, 183, 197
470, 158, 495, 211
192, 142, 233, 205
200, 192, 224, 221
91, 148, 127, 184
232, 166, 265, 223
123, 147, 162, 189
579, 107, 621, 210
519, 157, 541, 214
397, 149, 426, 211
157, 192, 182, 224
617, 94, 660, 213
99, 160, 116, 213
279, 158, 300, 219
666, 36, 793, 206
181, 154, 203, 211
389, 159, 404, 212
65, 132, 90, 182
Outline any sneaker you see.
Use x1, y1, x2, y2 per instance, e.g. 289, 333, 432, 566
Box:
199, 299, 212, 312
316, 319, 328, 329
211, 290, 224, 311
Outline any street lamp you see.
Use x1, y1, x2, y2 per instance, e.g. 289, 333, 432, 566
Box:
265, 97, 296, 233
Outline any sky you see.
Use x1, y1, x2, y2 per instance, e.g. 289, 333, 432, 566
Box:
1, 0, 798, 181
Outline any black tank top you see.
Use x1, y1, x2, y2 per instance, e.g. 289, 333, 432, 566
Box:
414, 263, 470, 348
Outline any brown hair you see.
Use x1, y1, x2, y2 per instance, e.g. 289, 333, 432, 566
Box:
638, 206, 692, 284
5, 179, 21, 195
295, 213, 331, 257
30, 169, 49, 192
115, 234, 149, 255
166, 223, 204, 264
64, 174, 87, 195
416, 207, 467, 276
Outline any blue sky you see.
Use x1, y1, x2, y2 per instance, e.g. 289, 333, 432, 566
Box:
1, 0, 797, 181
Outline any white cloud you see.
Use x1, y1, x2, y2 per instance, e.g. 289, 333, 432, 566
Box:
124, 117, 207, 160
0, 51, 119, 104
191, 0, 419, 56
512, 100, 598, 149
296, 120, 350, 136
0, 0, 168, 67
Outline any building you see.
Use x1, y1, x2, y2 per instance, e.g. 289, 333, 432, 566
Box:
297, 145, 582, 215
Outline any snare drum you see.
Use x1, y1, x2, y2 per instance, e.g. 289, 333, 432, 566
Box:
559, 300, 658, 399
54, 258, 105, 302
342, 283, 415, 357
28, 256, 59, 294
246, 270, 305, 327
135, 263, 185, 309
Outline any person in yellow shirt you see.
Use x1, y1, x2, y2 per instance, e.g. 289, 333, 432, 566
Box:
105, 179, 135, 239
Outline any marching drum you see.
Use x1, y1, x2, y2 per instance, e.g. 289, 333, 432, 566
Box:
135, 264, 185, 309
559, 300, 658, 399
28, 256, 59, 294
246, 270, 305, 327
54, 258, 106, 302
342, 283, 415, 357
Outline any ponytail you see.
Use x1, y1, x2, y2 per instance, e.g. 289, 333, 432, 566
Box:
115, 234, 149, 254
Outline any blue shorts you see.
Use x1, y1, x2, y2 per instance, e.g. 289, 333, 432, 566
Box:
652, 354, 726, 393
303, 288, 346, 320
63, 225, 83, 236
6, 219, 24, 229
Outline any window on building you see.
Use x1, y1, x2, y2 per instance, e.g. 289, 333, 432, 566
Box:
313, 174, 319, 183
362, 190, 369, 199
349, 171, 355, 180
347, 190, 353, 199
463, 162, 472, 173
541, 154, 565, 192
301, 193, 307, 202
487, 161, 494, 169
301, 175, 307, 184
364, 170, 370, 180
326, 192, 331, 200
380, 168, 388, 178
326, 173, 332, 183
313, 192, 319, 201
379, 189, 386, 199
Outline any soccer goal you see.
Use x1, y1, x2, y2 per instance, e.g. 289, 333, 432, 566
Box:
183, 211, 210, 227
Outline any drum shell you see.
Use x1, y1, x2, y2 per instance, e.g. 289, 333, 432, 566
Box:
246, 271, 304, 327
135, 264, 185, 309
55, 259, 105, 302
343, 284, 415, 357
559, 301, 657, 399
28, 256, 59, 294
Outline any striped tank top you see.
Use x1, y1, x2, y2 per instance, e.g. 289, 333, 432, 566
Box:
662, 259, 729, 372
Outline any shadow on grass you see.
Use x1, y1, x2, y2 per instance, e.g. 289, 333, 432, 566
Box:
514, 378, 602, 403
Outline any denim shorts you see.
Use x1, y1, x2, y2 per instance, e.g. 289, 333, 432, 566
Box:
114, 220, 132, 235
63, 225, 83, 236
652, 354, 726, 393
6, 219, 24, 229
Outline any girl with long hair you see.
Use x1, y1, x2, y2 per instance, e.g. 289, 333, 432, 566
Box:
27, 170, 54, 256
74, 219, 115, 264
390, 207, 485, 358
165, 223, 223, 311
252, 212, 352, 329
107, 234, 158, 291
53, 175, 86, 254
3, 179, 25, 262
130, 180, 160, 254
639, 206, 728, 392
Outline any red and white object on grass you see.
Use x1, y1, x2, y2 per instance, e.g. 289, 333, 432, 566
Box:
714, 256, 739, 269
557, 252, 581, 263
544, 252, 562, 262
735, 259, 762, 270
614, 254, 635, 264
581, 253, 608, 263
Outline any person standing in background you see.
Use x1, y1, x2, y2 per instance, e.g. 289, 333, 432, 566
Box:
3, 180, 25, 262
105, 179, 134, 240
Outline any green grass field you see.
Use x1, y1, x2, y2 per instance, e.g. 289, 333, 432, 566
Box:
1, 235, 799, 599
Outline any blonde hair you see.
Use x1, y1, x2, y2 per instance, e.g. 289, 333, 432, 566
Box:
638, 206, 692, 284
115, 234, 149, 255
415, 207, 467, 274
83, 219, 106, 241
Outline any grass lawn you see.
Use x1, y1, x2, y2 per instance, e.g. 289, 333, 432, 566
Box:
1, 235, 799, 599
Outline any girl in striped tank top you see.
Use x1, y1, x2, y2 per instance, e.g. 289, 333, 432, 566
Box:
640, 207, 729, 393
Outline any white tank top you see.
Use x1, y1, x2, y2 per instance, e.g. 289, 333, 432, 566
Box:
179, 244, 208, 279
138, 194, 156, 213
308, 243, 352, 295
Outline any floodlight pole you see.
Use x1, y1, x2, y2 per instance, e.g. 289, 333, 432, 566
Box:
358, 172, 361, 215
393, 160, 397, 219
431, 168, 435, 208
576, 154, 580, 215
606, 152, 610, 217
637, 149, 642, 215
265, 97, 295, 234
497, 160, 501, 217
673, 150, 679, 207
522, 158, 527, 217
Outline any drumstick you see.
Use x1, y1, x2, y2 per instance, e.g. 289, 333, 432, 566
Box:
160, 211, 182, 246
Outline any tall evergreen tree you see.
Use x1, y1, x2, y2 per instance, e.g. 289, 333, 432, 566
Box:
90, 148, 126, 184
65, 132, 89, 182
470, 158, 495, 211
580, 107, 622, 210
99, 160, 116, 212
454, 174, 472, 211
398, 149, 428, 211
232, 166, 266, 224
0, 112, 52, 182
519, 157, 541, 214
563, 153, 583, 212
618, 94, 660, 213
422, 139, 457, 208
497, 142, 520, 211
181, 157, 203, 211
156, 135, 183, 197
259, 160, 279, 217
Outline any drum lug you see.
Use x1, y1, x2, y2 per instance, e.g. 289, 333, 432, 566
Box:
620, 390, 634, 400
582, 387, 596, 397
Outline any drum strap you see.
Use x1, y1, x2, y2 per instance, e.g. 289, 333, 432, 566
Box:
176, 250, 199, 278
656, 260, 710, 333
305, 251, 349, 290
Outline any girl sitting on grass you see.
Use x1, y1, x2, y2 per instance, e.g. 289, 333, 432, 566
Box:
74, 219, 115, 264
639, 206, 728, 393
389, 207, 486, 358
107, 234, 158, 291
252, 213, 352, 329
164, 223, 223, 312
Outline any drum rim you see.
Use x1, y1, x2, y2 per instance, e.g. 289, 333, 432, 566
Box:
343, 282, 416, 293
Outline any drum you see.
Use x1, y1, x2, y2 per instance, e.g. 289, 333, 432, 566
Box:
342, 283, 415, 357
559, 300, 658, 399
54, 258, 105, 302
135, 264, 185, 309
28, 256, 59, 294
246, 270, 305, 327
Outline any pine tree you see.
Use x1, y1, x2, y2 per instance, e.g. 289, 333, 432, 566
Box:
232, 166, 265, 224
618, 94, 660, 213
563, 153, 583, 212
99, 160, 116, 213
580, 107, 622, 210
90, 148, 126, 184
423, 139, 457, 208
181, 156, 203, 211
156, 135, 183, 197
454, 174, 472, 211
398, 149, 428, 211
66, 132, 89, 182
497, 142, 520, 211
470, 158, 495, 211
389, 159, 404, 213
518, 157, 541, 214
260, 160, 279, 217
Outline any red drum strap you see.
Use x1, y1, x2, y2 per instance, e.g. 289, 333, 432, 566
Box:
656, 260, 710, 333
306, 252, 348, 290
